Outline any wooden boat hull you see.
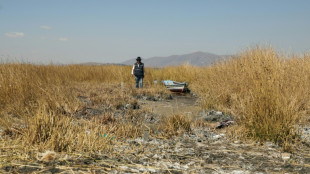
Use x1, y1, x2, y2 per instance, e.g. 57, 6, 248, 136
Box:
166, 86, 186, 92
162, 80, 189, 93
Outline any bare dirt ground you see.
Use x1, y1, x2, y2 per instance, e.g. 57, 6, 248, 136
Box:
1, 87, 310, 174
143, 94, 200, 116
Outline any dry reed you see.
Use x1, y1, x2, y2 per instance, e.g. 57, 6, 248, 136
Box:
0, 46, 309, 154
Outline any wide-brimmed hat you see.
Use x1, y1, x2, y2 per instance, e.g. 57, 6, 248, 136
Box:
136, 57, 142, 61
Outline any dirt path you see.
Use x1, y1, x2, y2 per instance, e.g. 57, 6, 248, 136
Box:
142, 94, 200, 117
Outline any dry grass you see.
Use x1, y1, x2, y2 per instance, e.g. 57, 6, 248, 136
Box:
0, 46, 309, 158
196, 47, 310, 150
159, 114, 192, 138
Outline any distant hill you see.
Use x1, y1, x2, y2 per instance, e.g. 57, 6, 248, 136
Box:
122, 52, 229, 67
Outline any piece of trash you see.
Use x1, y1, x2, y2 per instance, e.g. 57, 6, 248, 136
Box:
119, 166, 129, 171
161, 80, 190, 93
281, 153, 291, 161
212, 133, 225, 140
85, 130, 90, 135
125, 103, 131, 109
98, 133, 116, 140
215, 111, 223, 116
37, 150, 56, 162
216, 120, 234, 129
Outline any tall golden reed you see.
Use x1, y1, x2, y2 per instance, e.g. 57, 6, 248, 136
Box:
196, 47, 310, 149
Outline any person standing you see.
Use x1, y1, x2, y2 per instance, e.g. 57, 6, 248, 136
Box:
131, 57, 144, 88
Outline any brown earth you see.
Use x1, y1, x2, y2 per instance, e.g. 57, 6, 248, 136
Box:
143, 94, 200, 117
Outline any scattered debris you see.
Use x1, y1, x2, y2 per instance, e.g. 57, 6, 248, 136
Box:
202, 110, 234, 122
98, 133, 116, 140
212, 133, 226, 140
281, 153, 291, 161
37, 150, 56, 163
2, 84, 310, 174
124, 102, 140, 109
301, 127, 310, 144
216, 120, 235, 129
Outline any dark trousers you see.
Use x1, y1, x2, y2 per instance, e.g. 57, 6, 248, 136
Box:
135, 76, 143, 88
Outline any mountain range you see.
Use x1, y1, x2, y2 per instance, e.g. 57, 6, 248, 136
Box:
121, 51, 229, 67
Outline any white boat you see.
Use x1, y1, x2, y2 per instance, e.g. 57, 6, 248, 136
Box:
162, 80, 189, 93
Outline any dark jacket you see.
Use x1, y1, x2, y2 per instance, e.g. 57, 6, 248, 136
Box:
133, 62, 144, 77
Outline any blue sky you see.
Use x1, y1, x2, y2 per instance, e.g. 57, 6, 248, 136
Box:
0, 0, 309, 64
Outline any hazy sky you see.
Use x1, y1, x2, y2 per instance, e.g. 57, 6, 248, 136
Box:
0, 0, 309, 64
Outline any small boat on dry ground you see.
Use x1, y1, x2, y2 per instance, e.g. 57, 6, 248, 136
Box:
162, 80, 189, 93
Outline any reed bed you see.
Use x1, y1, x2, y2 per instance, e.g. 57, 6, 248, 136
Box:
0, 46, 309, 155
